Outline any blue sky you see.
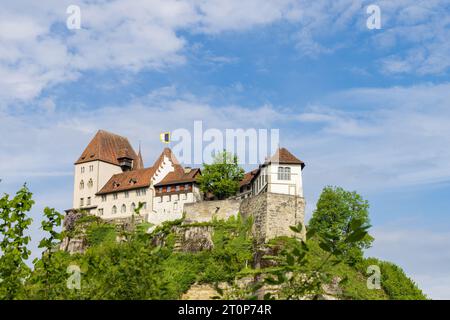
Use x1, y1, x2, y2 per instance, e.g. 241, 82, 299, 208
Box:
1, 0, 450, 299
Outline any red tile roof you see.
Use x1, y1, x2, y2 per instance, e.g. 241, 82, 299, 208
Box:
75, 130, 140, 169
266, 147, 305, 168
96, 167, 156, 195
154, 165, 200, 186
239, 169, 259, 187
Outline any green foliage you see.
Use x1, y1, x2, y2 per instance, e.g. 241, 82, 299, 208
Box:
0, 185, 427, 300
86, 223, 117, 247
358, 258, 427, 300
197, 151, 245, 200
0, 185, 34, 300
33, 207, 65, 299
309, 186, 374, 264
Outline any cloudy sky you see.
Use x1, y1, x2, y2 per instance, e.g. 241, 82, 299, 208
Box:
1, 0, 449, 299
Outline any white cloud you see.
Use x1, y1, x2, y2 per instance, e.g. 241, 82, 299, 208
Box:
1, 0, 448, 104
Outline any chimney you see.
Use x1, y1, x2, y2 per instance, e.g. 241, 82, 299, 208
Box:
184, 167, 192, 174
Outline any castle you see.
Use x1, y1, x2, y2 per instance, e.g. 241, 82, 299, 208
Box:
68, 130, 306, 230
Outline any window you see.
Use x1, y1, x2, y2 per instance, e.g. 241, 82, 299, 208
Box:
124, 191, 129, 198
88, 178, 93, 188
172, 194, 179, 201
80, 198, 84, 207
81, 167, 85, 174
142, 202, 147, 210
87, 197, 91, 206
173, 202, 178, 210
89, 165, 94, 172
112, 205, 117, 215
101, 195, 107, 202
176, 185, 180, 192
185, 184, 189, 190
121, 204, 126, 213
278, 167, 291, 180
167, 186, 171, 192
182, 193, 187, 200
131, 203, 136, 213
79, 180, 84, 190
159, 187, 162, 193
113, 193, 118, 200
136, 189, 141, 196
157, 197, 162, 203
98, 208, 104, 216
141, 189, 146, 196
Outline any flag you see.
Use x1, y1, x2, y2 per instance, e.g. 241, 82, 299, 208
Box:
160, 132, 170, 144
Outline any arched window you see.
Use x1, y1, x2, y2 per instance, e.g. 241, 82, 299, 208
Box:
112, 205, 117, 215
88, 178, 93, 188
79, 180, 84, 190
121, 204, 126, 213
131, 203, 136, 213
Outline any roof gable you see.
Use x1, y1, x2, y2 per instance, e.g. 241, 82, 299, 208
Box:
267, 147, 305, 168
75, 130, 139, 168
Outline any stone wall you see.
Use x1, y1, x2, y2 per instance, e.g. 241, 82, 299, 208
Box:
184, 199, 241, 223
240, 192, 306, 243
182, 192, 305, 245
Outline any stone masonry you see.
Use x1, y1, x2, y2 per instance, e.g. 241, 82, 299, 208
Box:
181, 193, 306, 247
240, 192, 306, 243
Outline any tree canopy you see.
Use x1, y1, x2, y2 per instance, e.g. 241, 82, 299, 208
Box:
308, 186, 374, 264
197, 151, 245, 200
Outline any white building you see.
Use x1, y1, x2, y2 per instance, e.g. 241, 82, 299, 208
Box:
69, 130, 305, 225
70, 130, 202, 225
238, 147, 305, 199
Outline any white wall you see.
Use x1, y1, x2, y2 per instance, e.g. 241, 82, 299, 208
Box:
96, 188, 152, 219
265, 164, 303, 197
72, 161, 122, 210
150, 191, 198, 225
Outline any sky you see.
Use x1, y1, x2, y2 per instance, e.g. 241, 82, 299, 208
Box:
1, 0, 450, 299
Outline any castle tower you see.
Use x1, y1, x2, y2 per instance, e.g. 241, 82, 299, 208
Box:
72, 130, 139, 213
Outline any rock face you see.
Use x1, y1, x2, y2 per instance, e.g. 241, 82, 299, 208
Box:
175, 226, 214, 252
60, 237, 87, 254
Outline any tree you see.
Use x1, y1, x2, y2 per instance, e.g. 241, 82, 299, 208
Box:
308, 186, 373, 264
0, 185, 34, 299
33, 207, 65, 299
198, 151, 245, 200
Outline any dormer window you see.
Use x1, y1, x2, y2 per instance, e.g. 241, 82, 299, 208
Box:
113, 181, 120, 188
129, 178, 137, 185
